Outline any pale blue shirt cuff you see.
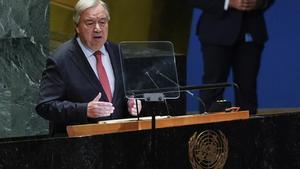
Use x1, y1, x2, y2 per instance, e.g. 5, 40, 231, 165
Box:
224, 0, 230, 10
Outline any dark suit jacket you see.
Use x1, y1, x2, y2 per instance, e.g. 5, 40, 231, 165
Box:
36, 38, 128, 135
190, 0, 274, 45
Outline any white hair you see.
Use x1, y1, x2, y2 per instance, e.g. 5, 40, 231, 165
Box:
73, 0, 110, 24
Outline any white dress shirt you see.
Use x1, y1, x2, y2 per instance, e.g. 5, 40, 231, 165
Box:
76, 37, 115, 96
224, 0, 230, 10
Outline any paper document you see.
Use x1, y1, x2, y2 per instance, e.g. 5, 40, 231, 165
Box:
98, 116, 170, 124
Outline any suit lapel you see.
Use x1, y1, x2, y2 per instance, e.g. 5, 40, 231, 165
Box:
69, 38, 102, 93
68, 39, 123, 102
105, 42, 123, 103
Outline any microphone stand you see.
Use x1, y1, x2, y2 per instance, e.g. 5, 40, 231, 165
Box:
143, 93, 165, 169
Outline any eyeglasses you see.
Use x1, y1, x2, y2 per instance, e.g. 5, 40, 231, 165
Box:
83, 18, 108, 29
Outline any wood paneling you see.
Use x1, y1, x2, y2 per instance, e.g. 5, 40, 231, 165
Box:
51, 0, 77, 9
49, 0, 192, 54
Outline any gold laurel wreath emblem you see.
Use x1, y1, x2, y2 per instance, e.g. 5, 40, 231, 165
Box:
188, 130, 228, 169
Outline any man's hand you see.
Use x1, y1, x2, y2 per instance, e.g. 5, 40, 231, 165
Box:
127, 98, 142, 116
229, 0, 261, 11
87, 92, 115, 118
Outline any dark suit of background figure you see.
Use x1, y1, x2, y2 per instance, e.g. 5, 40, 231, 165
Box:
36, 39, 127, 135
190, 0, 274, 114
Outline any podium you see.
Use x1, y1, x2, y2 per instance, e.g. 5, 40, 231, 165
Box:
2, 111, 300, 169
66, 111, 249, 169
67, 111, 249, 137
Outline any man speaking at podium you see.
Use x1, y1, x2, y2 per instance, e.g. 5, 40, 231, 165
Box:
190, 0, 274, 114
36, 0, 141, 136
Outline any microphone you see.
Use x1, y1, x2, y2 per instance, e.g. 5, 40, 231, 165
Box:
155, 70, 207, 114
145, 71, 160, 89
129, 72, 161, 120
156, 70, 240, 113
144, 71, 171, 116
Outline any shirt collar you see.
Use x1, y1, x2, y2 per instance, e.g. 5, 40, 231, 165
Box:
76, 37, 106, 58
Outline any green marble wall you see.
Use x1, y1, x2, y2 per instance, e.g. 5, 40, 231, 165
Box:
0, 0, 49, 138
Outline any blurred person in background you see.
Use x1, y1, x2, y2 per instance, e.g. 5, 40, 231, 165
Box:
190, 0, 275, 114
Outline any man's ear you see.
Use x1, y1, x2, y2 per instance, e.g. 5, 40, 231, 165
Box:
75, 25, 79, 34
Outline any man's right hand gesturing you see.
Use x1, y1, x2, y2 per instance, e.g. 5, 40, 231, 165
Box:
87, 92, 115, 118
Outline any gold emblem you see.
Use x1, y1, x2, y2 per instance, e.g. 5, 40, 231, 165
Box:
189, 130, 228, 169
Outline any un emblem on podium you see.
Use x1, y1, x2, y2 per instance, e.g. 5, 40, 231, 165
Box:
189, 130, 228, 169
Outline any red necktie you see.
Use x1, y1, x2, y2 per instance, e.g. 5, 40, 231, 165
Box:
94, 51, 112, 102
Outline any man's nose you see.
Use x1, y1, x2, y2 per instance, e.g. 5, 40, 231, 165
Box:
94, 23, 102, 32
